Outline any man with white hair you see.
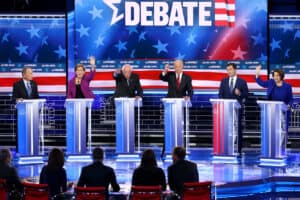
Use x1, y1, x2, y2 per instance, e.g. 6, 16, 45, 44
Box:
113, 64, 143, 98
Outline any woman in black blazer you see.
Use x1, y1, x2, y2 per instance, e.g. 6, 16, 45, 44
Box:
132, 149, 166, 190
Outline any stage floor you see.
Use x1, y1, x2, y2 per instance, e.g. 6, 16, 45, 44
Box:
14, 148, 300, 199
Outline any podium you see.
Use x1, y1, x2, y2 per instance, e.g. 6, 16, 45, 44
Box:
257, 100, 287, 166
210, 99, 240, 160
162, 98, 191, 155
65, 98, 94, 155
16, 99, 46, 157
115, 97, 142, 156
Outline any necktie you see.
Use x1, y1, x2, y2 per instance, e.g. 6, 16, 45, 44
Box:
176, 74, 180, 89
26, 82, 32, 97
127, 79, 130, 86
229, 78, 234, 94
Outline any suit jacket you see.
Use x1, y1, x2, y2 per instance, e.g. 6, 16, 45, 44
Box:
0, 162, 23, 192
167, 160, 199, 195
113, 72, 143, 97
256, 77, 293, 106
39, 165, 67, 197
218, 77, 248, 104
77, 162, 120, 194
132, 166, 166, 191
67, 70, 95, 98
12, 79, 39, 101
160, 72, 193, 98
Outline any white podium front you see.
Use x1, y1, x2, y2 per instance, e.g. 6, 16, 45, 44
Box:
162, 98, 191, 155
65, 98, 94, 155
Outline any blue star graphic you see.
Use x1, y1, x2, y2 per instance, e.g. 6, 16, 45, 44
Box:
138, 31, 146, 42
176, 52, 185, 60
270, 38, 281, 51
95, 35, 104, 48
42, 36, 48, 46
167, 26, 181, 36
281, 22, 293, 33
294, 30, 300, 40
258, 53, 267, 61
251, 33, 265, 46
1, 32, 9, 43
284, 49, 290, 58
152, 40, 168, 54
50, 19, 59, 28
114, 40, 127, 52
130, 49, 136, 58
127, 26, 138, 35
26, 25, 40, 39
76, 24, 90, 38
54, 45, 66, 59
186, 33, 196, 45
256, 1, 267, 12
88, 6, 103, 20
16, 42, 29, 56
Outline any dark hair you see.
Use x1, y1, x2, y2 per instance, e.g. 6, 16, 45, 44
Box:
22, 67, 31, 76
172, 146, 186, 160
0, 149, 11, 164
140, 149, 157, 168
75, 64, 85, 72
226, 63, 237, 69
92, 147, 104, 161
47, 148, 64, 169
272, 69, 285, 80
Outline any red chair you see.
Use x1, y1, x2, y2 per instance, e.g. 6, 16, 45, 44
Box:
74, 186, 106, 200
182, 181, 212, 200
23, 182, 49, 200
130, 185, 162, 200
0, 179, 7, 200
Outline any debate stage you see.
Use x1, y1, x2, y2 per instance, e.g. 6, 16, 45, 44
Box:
14, 148, 300, 200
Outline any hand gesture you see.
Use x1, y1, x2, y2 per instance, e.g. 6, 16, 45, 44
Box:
89, 56, 96, 70
256, 65, 261, 76
164, 64, 169, 74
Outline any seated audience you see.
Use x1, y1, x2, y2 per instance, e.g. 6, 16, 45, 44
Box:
0, 149, 23, 195
39, 148, 69, 197
168, 146, 199, 196
77, 147, 120, 195
132, 149, 166, 190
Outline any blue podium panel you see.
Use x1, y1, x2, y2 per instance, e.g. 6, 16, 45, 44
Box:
16, 99, 46, 156
162, 98, 191, 154
115, 98, 142, 154
210, 99, 240, 158
257, 100, 287, 164
65, 98, 94, 155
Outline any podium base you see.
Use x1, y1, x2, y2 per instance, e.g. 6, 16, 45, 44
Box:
212, 155, 239, 164
116, 153, 140, 162
259, 157, 287, 167
67, 155, 92, 162
17, 156, 44, 165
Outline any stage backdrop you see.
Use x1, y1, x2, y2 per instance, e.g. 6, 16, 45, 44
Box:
0, 14, 66, 93
69, 0, 269, 92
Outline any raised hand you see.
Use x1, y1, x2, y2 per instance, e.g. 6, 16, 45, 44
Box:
256, 65, 261, 76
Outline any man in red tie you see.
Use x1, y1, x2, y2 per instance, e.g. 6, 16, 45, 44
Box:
160, 60, 193, 100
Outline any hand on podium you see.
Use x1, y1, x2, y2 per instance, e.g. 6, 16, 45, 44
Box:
135, 96, 142, 100
16, 98, 24, 102
184, 96, 190, 101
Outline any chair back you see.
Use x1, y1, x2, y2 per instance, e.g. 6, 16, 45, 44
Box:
23, 182, 49, 200
75, 186, 106, 200
182, 181, 212, 200
130, 185, 162, 200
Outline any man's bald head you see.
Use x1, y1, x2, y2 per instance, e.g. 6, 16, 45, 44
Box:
122, 64, 132, 79
174, 60, 184, 74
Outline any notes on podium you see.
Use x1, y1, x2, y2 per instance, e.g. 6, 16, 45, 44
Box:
210, 99, 240, 162
65, 98, 94, 157
16, 99, 46, 164
257, 100, 288, 166
114, 97, 142, 160
162, 98, 192, 157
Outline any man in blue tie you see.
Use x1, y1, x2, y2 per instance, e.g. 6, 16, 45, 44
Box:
12, 67, 39, 102
218, 63, 248, 156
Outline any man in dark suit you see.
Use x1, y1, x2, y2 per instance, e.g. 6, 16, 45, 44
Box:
0, 149, 23, 194
12, 67, 39, 102
160, 60, 193, 99
218, 63, 249, 156
168, 146, 198, 197
77, 147, 120, 196
113, 64, 143, 98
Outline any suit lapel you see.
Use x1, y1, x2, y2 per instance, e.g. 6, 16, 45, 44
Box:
179, 74, 185, 89
20, 80, 29, 98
